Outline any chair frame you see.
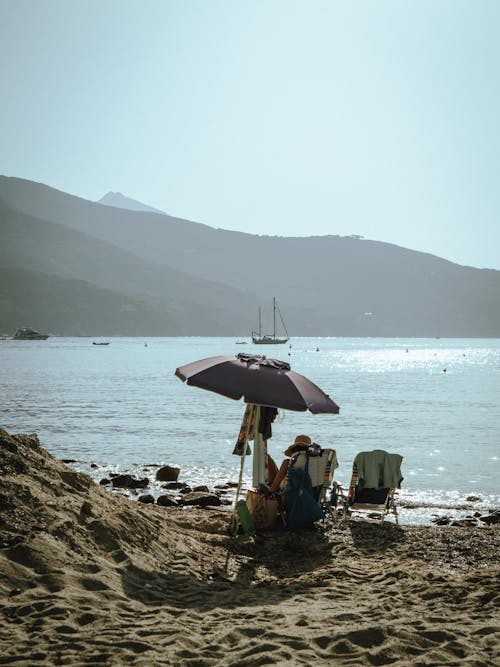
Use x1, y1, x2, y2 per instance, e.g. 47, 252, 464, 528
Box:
316, 448, 338, 504
336, 462, 400, 524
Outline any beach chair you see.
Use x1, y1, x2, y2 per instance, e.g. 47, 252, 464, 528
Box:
281, 448, 339, 528
291, 448, 339, 504
337, 450, 403, 524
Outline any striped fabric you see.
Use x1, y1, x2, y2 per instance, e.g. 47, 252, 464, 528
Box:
290, 448, 338, 503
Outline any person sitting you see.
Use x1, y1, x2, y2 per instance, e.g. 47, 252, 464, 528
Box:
265, 452, 278, 487
268, 434, 313, 493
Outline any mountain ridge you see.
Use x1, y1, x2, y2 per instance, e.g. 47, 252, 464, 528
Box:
0, 175, 499, 337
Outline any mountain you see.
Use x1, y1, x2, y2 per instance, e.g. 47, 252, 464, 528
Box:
1, 175, 499, 337
0, 196, 259, 336
98, 191, 166, 215
0, 267, 180, 336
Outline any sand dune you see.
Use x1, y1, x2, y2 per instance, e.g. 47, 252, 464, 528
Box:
0, 429, 499, 666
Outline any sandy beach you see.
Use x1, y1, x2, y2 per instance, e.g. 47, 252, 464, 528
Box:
1, 429, 499, 666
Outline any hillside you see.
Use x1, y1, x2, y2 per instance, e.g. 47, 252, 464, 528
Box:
1, 176, 499, 337
0, 198, 259, 336
0, 268, 182, 336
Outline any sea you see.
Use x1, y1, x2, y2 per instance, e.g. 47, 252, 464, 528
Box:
1, 336, 499, 525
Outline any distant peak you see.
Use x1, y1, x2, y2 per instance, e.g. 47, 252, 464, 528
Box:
98, 191, 166, 215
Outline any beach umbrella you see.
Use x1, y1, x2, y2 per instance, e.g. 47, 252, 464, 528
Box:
175, 353, 340, 414
175, 352, 340, 534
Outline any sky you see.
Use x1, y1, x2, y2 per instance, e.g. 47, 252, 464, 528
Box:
1, 0, 499, 269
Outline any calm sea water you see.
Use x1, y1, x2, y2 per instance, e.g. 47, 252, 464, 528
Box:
1, 337, 499, 525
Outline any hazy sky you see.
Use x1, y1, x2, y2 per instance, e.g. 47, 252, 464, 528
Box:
1, 1, 499, 269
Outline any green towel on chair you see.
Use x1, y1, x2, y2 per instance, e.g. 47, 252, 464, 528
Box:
354, 450, 403, 489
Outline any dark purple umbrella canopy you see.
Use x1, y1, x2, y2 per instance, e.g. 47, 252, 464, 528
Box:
175, 353, 340, 414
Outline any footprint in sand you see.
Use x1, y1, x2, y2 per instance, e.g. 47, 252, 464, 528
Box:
79, 576, 110, 592
344, 627, 386, 649
76, 612, 98, 626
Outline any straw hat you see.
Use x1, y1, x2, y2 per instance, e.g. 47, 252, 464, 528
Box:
284, 434, 312, 457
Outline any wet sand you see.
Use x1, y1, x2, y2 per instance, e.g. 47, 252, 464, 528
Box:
1, 429, 499, 666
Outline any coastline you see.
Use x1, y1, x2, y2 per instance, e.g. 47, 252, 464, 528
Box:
1, 430, 499, 666
67, 458, 500, 528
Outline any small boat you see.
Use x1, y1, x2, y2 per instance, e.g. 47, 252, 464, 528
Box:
252, 297, 289, 345
13, 327, 49, 340
93, 341, 110, 346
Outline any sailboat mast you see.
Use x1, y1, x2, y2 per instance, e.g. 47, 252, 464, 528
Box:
273, 297, 276, 339
258, 307, 262, 337
276, 300, 289, 339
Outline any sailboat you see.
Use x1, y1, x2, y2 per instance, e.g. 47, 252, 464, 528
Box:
252, 297, 289, 345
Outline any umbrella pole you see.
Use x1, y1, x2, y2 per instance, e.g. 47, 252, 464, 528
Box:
232, 404, 267, 536
231, 404, 256, 536
252, 406, 266, 488
231, 446, 247, 537
233, 402, 255, 506
234, 447, 246, 505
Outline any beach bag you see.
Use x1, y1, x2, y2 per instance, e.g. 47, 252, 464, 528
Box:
246, 490, 279, 530
285, 456, 324, 530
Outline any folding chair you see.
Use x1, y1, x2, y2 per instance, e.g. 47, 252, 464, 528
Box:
287, 448, 339, 520
337, 450, 403, 524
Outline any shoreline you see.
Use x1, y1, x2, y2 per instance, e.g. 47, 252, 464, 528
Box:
66, 458, 500, 528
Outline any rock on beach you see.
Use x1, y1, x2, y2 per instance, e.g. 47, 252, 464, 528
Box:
155, 465, 180, 482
